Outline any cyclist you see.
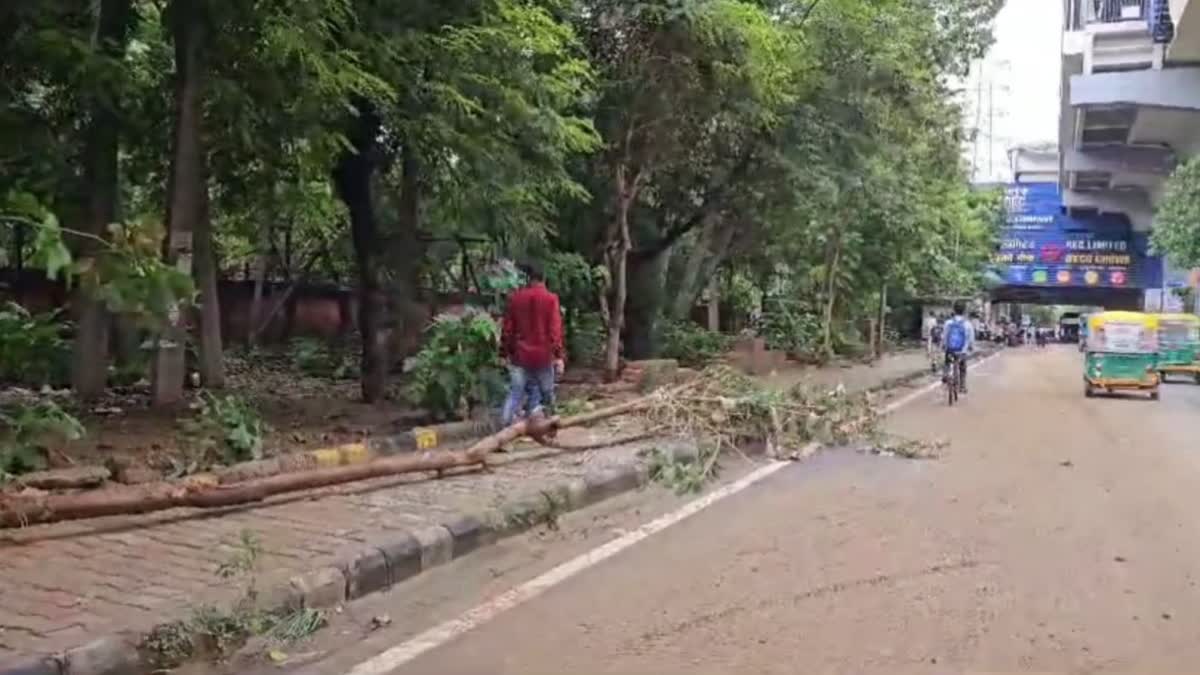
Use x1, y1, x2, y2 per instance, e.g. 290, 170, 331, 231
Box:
943, 301, 975, 393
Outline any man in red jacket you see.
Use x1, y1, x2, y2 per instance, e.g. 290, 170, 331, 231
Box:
500, 261, 565, 425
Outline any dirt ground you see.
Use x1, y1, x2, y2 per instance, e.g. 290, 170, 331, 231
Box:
27, 342, 925, 483
45, 349, 421, 474
35, 349, 637, 478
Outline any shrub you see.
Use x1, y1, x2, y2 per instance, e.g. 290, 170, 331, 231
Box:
761, 308, 822, 356
404, 309, 507, 420
0, 302, 71, 387
289, 338, 357, 380
0, 400, 84, 481
181, 392, 269, 466
566, 311, 605, 367
659, 320, 731, 367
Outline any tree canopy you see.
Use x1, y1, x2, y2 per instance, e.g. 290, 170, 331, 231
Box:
1, 0, 1004, 402
1152, 156, 1200, 270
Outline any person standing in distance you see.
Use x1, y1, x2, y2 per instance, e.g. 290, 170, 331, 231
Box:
922, 312, 938, 373
500, 261, 565, 425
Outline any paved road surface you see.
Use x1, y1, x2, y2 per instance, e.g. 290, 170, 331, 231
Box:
261, 347, 1200, 674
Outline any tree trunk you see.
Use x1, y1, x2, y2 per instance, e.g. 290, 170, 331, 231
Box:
192, 165, 224, 388
603, 172, 637, 380
247, 225, 270, 346
72, 0, 133, 400
332, 103, 386, 403
394, 144, 425, 362
877, 282, 888, 358
623, 247, 671, 360
153, 0, 206, 406
821, 236, 841, 361
667, 215, 738, 322
691, 224, 736, 312
707, 275, 720, 332
668, 229, 710, 321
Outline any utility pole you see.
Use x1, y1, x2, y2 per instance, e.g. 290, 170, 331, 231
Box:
988, 80, 995, 181
970, 63, 984, 181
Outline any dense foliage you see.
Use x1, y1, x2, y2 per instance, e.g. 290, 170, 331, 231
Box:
1152, 156, 1200, 269
1, 0, 1003, 408
0, 400, 85, 481
180, 392, 270, 467
0, 303, 72, 387
404, 310, 508, 420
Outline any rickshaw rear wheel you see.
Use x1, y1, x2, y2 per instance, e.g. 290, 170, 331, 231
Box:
1150, 390, 1160, 401
1194, 372, 1200, 385
1084, 382, 1095, 398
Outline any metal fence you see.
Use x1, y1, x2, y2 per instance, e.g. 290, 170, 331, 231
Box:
1067, 0, 1174, 44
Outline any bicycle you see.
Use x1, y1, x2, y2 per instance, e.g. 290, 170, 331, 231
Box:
943, 352, 965, 406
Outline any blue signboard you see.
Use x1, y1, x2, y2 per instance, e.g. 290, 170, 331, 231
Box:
993, 183, 1161, 289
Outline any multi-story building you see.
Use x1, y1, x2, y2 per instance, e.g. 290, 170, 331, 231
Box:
1059, 0, 1196, 231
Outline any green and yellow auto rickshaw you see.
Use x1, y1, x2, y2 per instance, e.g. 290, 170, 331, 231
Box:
1084, 311, 1160, 400
1156, 313, 1200, 384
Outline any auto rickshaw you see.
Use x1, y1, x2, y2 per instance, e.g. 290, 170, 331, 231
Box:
1083, 311, 1160, 400
1156, 313, 1200, 384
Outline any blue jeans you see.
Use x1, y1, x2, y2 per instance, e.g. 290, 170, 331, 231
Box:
501, 365, 556, 425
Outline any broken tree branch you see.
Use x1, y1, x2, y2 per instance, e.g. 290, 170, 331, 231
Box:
0, 386, 686, 529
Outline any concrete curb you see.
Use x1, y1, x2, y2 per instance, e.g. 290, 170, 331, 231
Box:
0, 455, 662, 675
215, 417, 501, 483
1, 352, 971, 675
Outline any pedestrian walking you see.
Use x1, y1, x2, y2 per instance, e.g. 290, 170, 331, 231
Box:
500, 261, 565, 425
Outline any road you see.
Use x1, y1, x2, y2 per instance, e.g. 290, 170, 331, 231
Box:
255, 346, 1200, 674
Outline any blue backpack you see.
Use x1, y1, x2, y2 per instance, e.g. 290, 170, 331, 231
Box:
945, 319, 967, 353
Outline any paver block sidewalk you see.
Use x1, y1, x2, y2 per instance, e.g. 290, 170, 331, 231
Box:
0, 435, 647, 667
0, 347, 971, 669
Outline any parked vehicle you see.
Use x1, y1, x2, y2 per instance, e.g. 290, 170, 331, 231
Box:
1059, 312, 1081, 343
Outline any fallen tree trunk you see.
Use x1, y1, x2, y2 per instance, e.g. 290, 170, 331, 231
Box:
0, 388, 675, 529
14, 466, 112, 491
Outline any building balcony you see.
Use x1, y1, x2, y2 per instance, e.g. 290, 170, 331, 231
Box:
1064, 0, 1174, 72
1058, 0, 1198, 226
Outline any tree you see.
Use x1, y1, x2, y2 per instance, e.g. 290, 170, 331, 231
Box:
332, 0, 596, 402
1, 0, 1005, 414
73, 0, 136, 399
152, 0, 215, 405
1152, 156, 1200, 270
575, 0, 801, 373
149, 0, 391, 404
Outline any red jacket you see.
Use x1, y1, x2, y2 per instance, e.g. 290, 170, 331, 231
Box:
501, 282, 564, 369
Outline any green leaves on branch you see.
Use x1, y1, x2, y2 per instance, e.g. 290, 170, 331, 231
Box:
404, 309, 507, 421
1153, 156, 1200, 269
80, 220, 196, 328
0, 303, 71, 388
180, 392, 270, 467
2, 193, 194, 329
0, 400, 85, 482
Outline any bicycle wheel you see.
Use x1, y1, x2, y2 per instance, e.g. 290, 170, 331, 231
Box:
946, 370, 957, 406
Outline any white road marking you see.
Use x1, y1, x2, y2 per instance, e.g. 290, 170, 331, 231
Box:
343, 348, 1009, 675
343, 458, 797, 675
